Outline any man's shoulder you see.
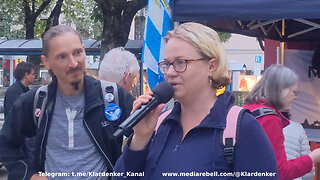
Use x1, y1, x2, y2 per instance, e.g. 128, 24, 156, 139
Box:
84, 75, 134, 101
18, 86, 39, 101
6, 81, 21, 93
117, 84, 135, 101
84, 75, 98, 82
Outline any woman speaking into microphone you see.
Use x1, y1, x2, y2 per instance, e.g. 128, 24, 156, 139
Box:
114, 22, 278, 179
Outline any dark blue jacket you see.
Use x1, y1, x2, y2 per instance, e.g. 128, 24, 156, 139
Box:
114, 91, 279, 179
4, 80, 29, 119
0, 75, 134, 180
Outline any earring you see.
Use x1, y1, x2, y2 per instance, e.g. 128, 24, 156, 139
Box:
209, 77, 213, 87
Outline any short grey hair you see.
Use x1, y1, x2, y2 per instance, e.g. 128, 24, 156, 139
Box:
245, 64, 298, 110
99, 47, 140, 83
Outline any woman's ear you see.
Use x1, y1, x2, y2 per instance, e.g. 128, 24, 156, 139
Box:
208, 58, 218, 75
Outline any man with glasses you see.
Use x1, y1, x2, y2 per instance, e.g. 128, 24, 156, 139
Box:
4, 61, 35, 119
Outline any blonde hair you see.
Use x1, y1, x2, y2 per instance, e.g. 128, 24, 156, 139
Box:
166, 22, 230, 89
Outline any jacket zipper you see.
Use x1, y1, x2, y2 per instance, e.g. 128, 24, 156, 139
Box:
19, 160, 28, 180
83, 119, 114, 169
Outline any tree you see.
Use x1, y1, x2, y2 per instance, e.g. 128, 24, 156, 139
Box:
0, 0, 58, 39
0, 0, 25, 39
23, 0, 52, 39
63, 0, 103, 39
94, 0, 148, 60
218, 32, 232, 43
44, 0, 64, 35
33, 0, 65, 39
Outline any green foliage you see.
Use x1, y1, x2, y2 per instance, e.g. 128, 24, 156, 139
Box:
0, 0, 55, 39
0, 0, 24, 39
218, 31, 232, 43
0, 0, 102, 39
34, 20, 47, 39
63, 0, 102, 39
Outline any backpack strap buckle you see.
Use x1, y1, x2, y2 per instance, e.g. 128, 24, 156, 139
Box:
223, 146, 235, 163
251, 107, 277, 118
222, 105, 248, 166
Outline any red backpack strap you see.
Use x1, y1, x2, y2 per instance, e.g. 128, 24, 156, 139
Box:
223, 105, 247, 165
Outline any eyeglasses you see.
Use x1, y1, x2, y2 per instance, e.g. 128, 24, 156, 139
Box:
158, 58, 206, 74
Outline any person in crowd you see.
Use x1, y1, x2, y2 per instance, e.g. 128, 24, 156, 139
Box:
4, 61, 35, 119
99, 47, 140, 92
114, 22, 278, 179
282, 111, 315, 180
3, 62, 35, 171
284, 121, 315, 180
0, 25, 135, 180
243, 64, 320, 180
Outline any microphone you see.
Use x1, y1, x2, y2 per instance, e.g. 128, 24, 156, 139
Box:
113, 81, 174, 138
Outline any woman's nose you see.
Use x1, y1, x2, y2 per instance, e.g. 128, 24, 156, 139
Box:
166, 65, 177, 76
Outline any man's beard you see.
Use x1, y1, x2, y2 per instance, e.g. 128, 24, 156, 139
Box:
71, 80, 81, 90
67, 64, 83, 90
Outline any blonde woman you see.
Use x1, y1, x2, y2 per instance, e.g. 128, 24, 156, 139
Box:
114, 22, 278, 179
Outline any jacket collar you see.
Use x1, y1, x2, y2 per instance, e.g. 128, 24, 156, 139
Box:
83, 75, 104, 113
275, 108, 290, 128
245, 99, 290, 128
260, 99, 290, 128
163, 91, 235, 129
17, 80, 29, 92
47, 75, 103, 113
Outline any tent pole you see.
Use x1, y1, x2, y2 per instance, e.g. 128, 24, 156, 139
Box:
174, 21, 180, 28
280, 19, 285, 65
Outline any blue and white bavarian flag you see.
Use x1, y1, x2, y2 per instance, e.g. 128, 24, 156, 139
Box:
142, 0, 172, 89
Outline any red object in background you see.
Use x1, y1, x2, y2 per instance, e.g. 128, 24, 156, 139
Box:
287, 41, 318, 50
264, 40, 318, 70
2, 58, 16, 70
264, 39, 280, 69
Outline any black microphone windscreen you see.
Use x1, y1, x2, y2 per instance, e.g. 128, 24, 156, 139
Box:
152, 81, 174, 104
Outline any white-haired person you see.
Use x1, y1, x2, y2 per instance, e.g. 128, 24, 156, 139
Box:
243, 64, 320, 180
113, 22, 278, 179
99, 47, 140, 92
